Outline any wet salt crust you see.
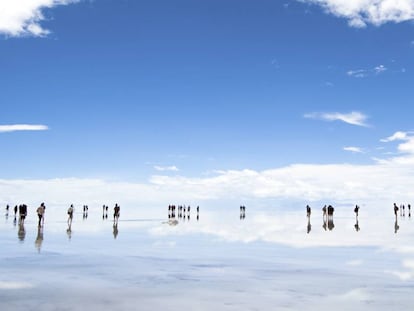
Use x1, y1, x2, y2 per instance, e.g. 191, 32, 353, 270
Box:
1, 205, 413, 310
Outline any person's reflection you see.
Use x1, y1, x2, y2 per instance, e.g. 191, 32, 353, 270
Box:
18, 223, 26, 242
13, 216, 17, 227
322, 217, 327, 231
35, 226, 44, 252
394, 218, 400, 234
307, 216, 311, 234
66, 224, 72, 240
113, 223, 119, 239
354, 219, 360, 232
328, 218, 335, 231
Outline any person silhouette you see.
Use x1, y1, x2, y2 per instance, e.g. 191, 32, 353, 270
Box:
67, 204, 74, 226
113, 204, 120, 224
36, 203, 45, 227
19, 204, 27, 225
354, 205, 360, 218
394, 203, 399, 218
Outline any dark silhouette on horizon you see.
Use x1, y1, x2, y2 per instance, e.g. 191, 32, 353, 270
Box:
240, 205, 246, 220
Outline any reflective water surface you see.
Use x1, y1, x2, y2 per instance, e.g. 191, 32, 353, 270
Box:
1, 204, 414, 310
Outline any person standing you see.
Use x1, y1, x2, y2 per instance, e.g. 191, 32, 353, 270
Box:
36, 203, 46, 227
113, 203, 120, 224
19, 204, 27, 225
67, 204, 74, 226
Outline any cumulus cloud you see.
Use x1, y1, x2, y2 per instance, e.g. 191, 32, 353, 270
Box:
304, 111, 369, 127
154, 165, 179, 172
343, 146, 365, 153
0, 124, 49, 133
1, 130, 414, 212
0, 0, 79, 37
299, 0, 414, 27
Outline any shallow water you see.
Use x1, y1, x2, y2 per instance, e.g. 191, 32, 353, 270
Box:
1, 204, 414, 310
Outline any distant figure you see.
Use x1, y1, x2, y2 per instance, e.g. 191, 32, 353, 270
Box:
14, 205, 18, 216
327, 205, 334, 219
114, 203, 120, 224
19, 204, 27, 225
240, 205, 246, 220
6, 204, 9, 212
354, 205, 360, 218
322, 205, 327, 218
394, 203, 399, 218
36, 203, 45, 227
327, 205, 335, 231
306, 205, 311, 217
409, 204, 411, 218
67, 204, 74, 226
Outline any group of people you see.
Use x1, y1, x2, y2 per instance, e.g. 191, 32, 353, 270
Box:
393, 203, 411, 218
5, 203, 45, 227
306, 204, 361, 233
168, 204, 200, 220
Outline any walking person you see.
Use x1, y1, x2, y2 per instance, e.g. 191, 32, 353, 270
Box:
36, 203, 46, 227
67, 204, 74, 226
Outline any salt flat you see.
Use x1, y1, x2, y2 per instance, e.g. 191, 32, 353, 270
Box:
1, 204, 413, 310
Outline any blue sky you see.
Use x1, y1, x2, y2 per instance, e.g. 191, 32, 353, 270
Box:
1, 0, 414, 206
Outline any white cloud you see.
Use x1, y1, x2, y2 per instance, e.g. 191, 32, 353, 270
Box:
154, 165, 179, 172
344, 146, 365, 153
299, 0, 414, 27
347, 69, 368, 78
374, 64, 387, 74
380, 131, 409, 142
1, 130, 414, 214
347, 65, 387, 78
304, 111, 369, 127
0, 124, 49, 133
0, 0, 79, 37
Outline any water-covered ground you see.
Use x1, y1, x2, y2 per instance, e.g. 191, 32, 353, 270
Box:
1, 204, 414, 310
